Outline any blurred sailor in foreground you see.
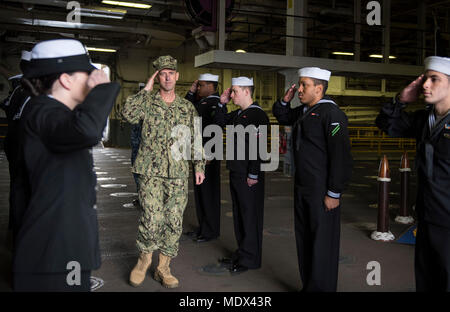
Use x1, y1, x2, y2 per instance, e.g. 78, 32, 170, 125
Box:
13, 39, 120, 292
376, 56, 450, 292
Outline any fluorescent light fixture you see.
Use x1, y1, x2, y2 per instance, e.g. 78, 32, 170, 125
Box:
87, 47, 117, 53
235, 49, 246, 53
91, 7, 127, 14
77, 7, 127, 19
101, 1, 152, 9
369, 54, 397, 59
5, 36, 37, 44
79, 12, 124, 19
332, 52, 354, 56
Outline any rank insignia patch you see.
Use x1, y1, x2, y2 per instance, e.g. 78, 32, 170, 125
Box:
331, 123, 341, 136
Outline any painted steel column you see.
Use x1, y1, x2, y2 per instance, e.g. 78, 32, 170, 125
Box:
382, 0, 391, 64
258, 72, 262, 105
286, 0, 307, 56
417, 1, 426, 65
222, 68, 232, 92
217, 0, 226, 50
278, 67, 299, 178
354, 0, 361, 62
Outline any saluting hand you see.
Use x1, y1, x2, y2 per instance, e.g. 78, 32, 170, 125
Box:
195, 172, 205, 185
220, 88, 231, 105
190, 80, 199, 93
282, 84, 297, 103
144, 70, 160, 92
87, 69, 110, 90
398, 74, 424, 103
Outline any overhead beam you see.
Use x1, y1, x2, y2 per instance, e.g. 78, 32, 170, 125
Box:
5, 0, 188, 20
0, 23, 133, 39
194, 50, 423, 77
0, 8, 186, 38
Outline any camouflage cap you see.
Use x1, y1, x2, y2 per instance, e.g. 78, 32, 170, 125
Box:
153, 55, 177, 71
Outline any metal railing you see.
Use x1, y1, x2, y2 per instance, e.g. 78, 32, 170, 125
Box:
348, 126, 415, 155
0, 123, 7, 139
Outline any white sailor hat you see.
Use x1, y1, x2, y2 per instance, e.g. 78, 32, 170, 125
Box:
21, 51, 31, 61
298, 67, 331, 81
25, 39, 96, 78
231, 76, 254, 86
198, 73, 219, 82
20, 50, 31, 75
424, 56, 450, 76
8, 74, 23, 81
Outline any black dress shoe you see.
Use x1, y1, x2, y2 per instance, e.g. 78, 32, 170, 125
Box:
184, 231, 199, 238
229, 263, 248, 275
218, 257, 233, 265
218, 258, 234, 269
194, 235, 217, 243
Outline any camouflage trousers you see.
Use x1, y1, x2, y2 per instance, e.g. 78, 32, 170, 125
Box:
136, 176, 188, 258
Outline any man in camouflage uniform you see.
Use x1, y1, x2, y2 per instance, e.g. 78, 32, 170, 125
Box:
130, 120, 143, 207
130, 83, 145, 203
122, 55, 205, 288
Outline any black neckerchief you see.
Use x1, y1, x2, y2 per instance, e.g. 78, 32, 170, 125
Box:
294, 98, 337, 151
233, 101, 262, 123
420, 107, 450, 179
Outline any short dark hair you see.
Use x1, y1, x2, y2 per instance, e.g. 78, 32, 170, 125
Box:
239, 85, 254, 97
311, 78, 328, 95
22, 72, 76, 96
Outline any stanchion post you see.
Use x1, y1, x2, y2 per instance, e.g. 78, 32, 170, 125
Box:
395, 152, 414, 224
371, 155, 395, 241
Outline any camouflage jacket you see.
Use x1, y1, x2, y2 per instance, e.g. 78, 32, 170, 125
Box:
122, 89, 205, 178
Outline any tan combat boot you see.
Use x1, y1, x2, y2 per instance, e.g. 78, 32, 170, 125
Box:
129, 252, 152, 287
154, 253, 179, 288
